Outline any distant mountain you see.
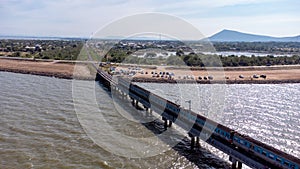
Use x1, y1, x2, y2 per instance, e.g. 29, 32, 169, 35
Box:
209, 29, 300, 42
0, 35, 87, 40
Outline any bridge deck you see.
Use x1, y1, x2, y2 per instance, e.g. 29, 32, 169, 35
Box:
95, 64, 300, 169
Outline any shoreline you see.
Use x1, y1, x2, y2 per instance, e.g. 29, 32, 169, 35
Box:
1, 58, 300, 84
0, 68, 74, 79
130, 77, 300, 84
0, 58, 95, 80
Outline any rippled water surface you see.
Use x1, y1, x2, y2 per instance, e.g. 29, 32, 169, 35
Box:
1, 71, 299, 168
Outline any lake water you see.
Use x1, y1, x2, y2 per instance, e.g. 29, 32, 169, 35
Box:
1, 71, 299, 168
202, 51, 293, 57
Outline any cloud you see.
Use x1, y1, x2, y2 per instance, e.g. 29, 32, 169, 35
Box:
0, 0, 299, 37
0, 0, 154, 36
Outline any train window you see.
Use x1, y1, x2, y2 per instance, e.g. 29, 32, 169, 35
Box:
275, 157, 282, 163
283, 161, 290, 166
226, 133, 230, 139
289, 163, 296, 169
262, 151, 268, 156
253, 146, 262, 153
268, 153, 275, 159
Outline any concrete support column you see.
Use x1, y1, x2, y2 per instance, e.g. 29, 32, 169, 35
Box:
120, 91, 124, 99
230, 157, 242, 169
145, 108, 149, 117
135, 100, 139, 108
168, 121, 172, 127
237, 161, 242, 169
190, 136, 195, 150
162, 117, 168, 129
196, 137, 200, 148
231, 158, 237, 169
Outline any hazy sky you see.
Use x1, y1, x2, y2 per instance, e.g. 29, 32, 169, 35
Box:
0, 0, 299, 38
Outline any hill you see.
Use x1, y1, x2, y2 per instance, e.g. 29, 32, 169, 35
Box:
209, 29, 300, 42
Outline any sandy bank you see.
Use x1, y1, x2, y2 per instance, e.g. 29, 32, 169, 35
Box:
115, 65, 300, 84
1, 58, 299, 84
0, 58, 95, 80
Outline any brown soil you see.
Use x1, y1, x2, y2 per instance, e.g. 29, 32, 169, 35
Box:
1, 58, 299, 83
0, 58, 94, 80
121, 65, 300, 84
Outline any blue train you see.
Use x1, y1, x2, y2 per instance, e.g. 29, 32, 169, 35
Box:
114, 76, 300, 169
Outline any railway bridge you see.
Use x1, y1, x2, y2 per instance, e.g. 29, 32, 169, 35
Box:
95, 66, 300, 169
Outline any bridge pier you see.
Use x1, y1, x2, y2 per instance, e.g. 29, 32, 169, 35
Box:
164, 119, 168, 129
135, 100, 139, 109
123, 93, 128, 100
168, 121, 172, 127
145, 107, 149, 117
162, 117, 172, 129
196, 136, 200, 148
188, 135, 200, 150
188, 133, 196, 150
191, 136, 195, 150
121, 91, 126, 99
230, 156, 243, 169
162, 117, 168, 129
238, 161, 242, 169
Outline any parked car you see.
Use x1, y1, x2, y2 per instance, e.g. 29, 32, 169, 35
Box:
260, 74, 267, 79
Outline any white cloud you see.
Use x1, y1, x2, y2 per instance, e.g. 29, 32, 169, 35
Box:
0, 0, 298, 37
0, 0, 154, 36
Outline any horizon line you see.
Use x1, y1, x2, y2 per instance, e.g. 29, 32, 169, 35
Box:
1, 29, 299, 41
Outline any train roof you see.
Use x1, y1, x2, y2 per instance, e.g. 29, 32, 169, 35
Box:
235, 132, 300, 164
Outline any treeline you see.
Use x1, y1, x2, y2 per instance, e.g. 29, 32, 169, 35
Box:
183, 54, 300, 67
103, 48, 300, 67
0, 39, 84, 60
213, 42, 300, 53
38, 43, 83, 60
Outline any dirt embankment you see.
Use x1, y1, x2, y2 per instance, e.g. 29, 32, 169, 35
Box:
118, 65, 300, 84
0, 58, 95, 80
1, 58, 300, 84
